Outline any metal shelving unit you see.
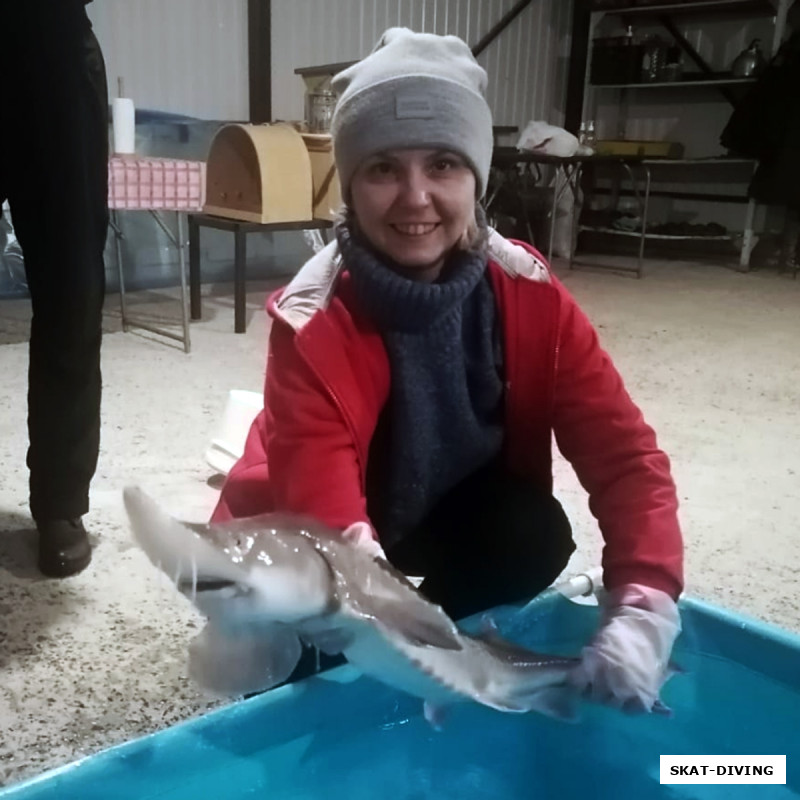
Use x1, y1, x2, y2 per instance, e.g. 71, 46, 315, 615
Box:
577, 155, 759, 271
578, 0, 792, 270
580, 225, 734, 241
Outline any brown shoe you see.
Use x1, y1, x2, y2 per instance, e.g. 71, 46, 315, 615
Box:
37, 518, 92, 578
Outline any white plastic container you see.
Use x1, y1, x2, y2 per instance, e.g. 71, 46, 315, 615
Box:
205, 389, 264, 475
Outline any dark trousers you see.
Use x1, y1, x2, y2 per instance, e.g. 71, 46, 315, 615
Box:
0, 3, 109, 520
387, 463, 575, 620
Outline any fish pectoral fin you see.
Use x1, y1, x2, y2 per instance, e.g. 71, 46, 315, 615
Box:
371, 603, 463, 651
300, 626, 354, 655
423, 701, 448, 731
188, 622, 303, 697
651, 699, 674, 717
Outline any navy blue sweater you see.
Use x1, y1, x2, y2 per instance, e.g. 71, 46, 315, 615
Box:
338, 224, 504, 548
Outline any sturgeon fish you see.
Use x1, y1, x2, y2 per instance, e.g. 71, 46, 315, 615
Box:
123, 486, 579, 721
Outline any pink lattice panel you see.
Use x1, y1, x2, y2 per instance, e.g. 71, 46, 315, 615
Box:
108, 156, 206, 211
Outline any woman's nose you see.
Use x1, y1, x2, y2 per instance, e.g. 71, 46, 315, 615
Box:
397, 168, 431, 206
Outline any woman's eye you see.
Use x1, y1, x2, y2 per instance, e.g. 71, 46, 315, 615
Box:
367, 161, 396, 178
431, 157, 462, 174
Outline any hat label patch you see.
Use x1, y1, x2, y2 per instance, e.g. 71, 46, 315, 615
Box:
395, 94, 434, 119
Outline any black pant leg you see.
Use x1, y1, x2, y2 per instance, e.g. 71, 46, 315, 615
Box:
1, 7, 109, 520
388, 464, 576, 620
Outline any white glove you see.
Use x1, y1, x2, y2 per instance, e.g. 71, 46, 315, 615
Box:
341, 521, 386, 560
341, 522, 424, 587
568, 583, 681, 714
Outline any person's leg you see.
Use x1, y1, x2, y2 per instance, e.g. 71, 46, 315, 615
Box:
388, 462, 576, 619
4, 6, 108, 575
781, 206, 800, 274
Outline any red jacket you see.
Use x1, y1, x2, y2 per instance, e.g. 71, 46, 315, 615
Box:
213, 232, 683, 599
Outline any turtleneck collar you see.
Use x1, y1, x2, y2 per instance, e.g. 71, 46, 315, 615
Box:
336, 222, 488, 333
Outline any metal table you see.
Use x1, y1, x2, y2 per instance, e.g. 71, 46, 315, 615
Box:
108, 156, 206, 353
188, 214, 333, 334
488, 150, 651, 278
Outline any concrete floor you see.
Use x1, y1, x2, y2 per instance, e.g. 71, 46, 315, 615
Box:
1, 256, 798, 788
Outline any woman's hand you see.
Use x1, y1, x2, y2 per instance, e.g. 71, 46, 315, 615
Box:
341, 521, 386, 560
568, 583, 681, 714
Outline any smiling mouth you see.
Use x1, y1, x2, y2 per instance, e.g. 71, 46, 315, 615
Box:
391, 223, 439, 236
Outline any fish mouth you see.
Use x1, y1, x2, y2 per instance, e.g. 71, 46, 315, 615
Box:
177, 577, 238, 593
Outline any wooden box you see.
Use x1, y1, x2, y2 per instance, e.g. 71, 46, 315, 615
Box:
204, 123, 313, 223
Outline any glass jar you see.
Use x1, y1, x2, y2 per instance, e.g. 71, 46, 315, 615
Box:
306, 90, 337, 133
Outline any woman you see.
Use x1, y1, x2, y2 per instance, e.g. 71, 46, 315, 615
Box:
214, 28, 683, 714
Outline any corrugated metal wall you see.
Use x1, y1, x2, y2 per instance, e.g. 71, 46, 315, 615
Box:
84, 1, 774, 162
86, 1, 572, 129
87, 0, 249, 120
272, 0, 574, 134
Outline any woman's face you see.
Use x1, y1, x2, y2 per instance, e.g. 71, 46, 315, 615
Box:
349, 148, 476, 282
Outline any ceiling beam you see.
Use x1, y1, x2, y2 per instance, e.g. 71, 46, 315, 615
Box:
247, 0, 271, 122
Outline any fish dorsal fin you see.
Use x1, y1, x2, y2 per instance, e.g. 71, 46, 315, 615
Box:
472, 630, 547, 662
473, 614, 534, 657
474, 615, 576, 666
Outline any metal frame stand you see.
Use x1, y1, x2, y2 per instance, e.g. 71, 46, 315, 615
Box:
485, 161, 539, 244
553, 158, 651, 280
111, 209, 192, 353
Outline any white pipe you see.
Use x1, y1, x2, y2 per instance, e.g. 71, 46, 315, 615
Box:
553, 567, 603, 600
516, 567, 603, 616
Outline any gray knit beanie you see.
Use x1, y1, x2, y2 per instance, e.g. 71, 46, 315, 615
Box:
331, 27, 494, 199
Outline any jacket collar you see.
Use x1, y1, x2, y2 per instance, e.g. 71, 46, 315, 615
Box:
269, 228, 550, 331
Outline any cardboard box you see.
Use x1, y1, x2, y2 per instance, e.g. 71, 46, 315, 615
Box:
301, 133, 342, 221
594, 139, 685, 158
